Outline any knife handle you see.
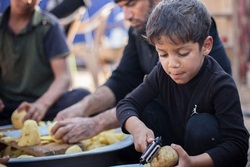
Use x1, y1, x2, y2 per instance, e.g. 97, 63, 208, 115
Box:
139, 136, 162, 165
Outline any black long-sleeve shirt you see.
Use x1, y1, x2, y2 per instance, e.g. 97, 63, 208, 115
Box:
117, 56, 249, 167
104, 18, 232, 104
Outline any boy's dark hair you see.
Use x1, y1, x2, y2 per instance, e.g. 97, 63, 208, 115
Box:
146, 0, 211, 48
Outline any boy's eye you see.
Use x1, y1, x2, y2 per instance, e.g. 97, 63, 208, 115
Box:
159, 52, 189, 58
179, 52, 189, 57
159, 54, 168, 58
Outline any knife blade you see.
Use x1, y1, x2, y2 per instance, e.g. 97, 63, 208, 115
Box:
2, 125, 49, 138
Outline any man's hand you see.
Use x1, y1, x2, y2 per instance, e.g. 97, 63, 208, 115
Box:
54, 102, 85, 121
18, 101, 48, 122
0, 98, 5, 112
51, 117, 100, 143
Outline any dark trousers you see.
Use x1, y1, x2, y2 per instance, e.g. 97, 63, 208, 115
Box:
0, 88, 90, 126
140, 99, 220, 156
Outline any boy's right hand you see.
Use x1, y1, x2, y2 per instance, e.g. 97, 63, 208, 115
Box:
0, 98, 4, 112
125, 116, 155, 153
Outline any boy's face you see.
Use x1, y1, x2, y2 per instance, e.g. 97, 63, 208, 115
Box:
155, 36, 212, 84
117, 0, 156, 34
11, 0, 40, 14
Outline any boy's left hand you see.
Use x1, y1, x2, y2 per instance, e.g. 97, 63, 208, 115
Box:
171, 144, 192, 167
171, 144, 214, 167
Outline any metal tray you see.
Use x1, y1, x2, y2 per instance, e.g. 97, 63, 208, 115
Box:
1, 127, 133, 167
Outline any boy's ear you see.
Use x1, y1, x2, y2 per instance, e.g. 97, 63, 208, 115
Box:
202, 36, 213, 56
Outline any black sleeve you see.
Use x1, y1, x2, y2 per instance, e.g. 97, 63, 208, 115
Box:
209, 17, 232, 75
49, 0, 86, 18
116, 64, 161, 132
104, 28, 145, 103
206, 75, 249, 167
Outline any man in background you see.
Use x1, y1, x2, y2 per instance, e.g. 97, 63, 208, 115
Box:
0, 0, 90, 125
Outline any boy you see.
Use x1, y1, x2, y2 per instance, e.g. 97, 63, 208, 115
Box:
116, 0, 249, 166
0, 0, 90, 125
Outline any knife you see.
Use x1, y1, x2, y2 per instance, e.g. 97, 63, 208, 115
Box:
139, 136, 162, 165
2, 125, 49, 138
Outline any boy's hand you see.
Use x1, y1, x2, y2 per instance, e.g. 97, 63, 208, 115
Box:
125, 116, 155, 153
171, 144, 192, 167
133, 128, 155, 153
171, 144, 214, 167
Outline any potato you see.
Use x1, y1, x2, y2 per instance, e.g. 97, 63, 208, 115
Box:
65, 145, 82, 154
150, 146, 178, 167
17, 155, 34, 158
40, 135, 54, 142
81, 129, 125, 151
0, 132, 3, 137
18, 120, 41, 146
1, 137, 18, 142
11, 109, 27, 129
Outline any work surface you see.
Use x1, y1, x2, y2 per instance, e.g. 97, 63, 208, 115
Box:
0, 125, 84, 156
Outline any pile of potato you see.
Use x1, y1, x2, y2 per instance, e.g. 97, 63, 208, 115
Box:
81, 129, 125, 151
0, 109, 126, 158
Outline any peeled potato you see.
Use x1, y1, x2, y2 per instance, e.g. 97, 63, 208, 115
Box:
150, 146, 178, 167
18, 120, 41, 146
65, 145, 82, 154
17, 155, 35, 158
48, 121, 63, 143
1, 137, 18, 142
11, 109, 27, 129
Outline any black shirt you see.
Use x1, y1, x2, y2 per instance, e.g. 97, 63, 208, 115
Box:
117, 56, 249, 167
104, 18, 232, 104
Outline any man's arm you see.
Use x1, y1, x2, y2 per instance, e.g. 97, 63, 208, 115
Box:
21, 57, 71, 122
55, 85, 116, 120
52, 108, 119, 143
